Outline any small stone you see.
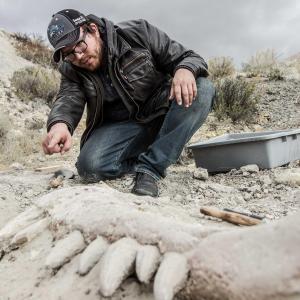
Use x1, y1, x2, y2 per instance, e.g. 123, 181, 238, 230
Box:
260, 175, 272, 185
174, 194, 183, 202
10, 163, 25, 170
193, 168, 209, 181
240, 164, 259, 173
49, 175, 64, 188
246, 185, 261, 193
243, 193, 252, 201
208, 183, 235, 193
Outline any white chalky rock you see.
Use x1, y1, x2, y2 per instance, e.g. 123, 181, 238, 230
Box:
78, 236, 109, 275
98, 237, 139, 297
45, 230, 85, 269
154, 252, 189, 300
10, 218, 50, 246
274, 170, 300, 187
240, 164, 259, 173
136, 245, 161, 284
0, 207, 43, 243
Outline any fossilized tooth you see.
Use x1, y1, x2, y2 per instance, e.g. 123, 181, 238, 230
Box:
10, 218, 50, 246
0, 207, 43, 243
154, 252, 189, 300
78, 236, 109, 276
136, 245, 161, 284
45, 230, 86, 269
98, 237, 139, 297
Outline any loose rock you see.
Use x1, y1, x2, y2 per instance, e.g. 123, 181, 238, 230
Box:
240, 164, 259, 173
193, 167, 209, 181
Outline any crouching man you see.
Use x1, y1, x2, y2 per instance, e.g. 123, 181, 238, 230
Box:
42, 9, 215, 197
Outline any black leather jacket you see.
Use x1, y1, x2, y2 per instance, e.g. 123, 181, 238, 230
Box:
47, 15, 209, 148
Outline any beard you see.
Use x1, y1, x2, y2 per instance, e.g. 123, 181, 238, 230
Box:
75, 37, 103, 71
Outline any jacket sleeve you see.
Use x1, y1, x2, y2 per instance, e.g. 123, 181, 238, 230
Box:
137, 19, 209, 78
47, 74, 86, 135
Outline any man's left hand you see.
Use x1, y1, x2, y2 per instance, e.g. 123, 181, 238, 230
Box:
169, 68, 197, 107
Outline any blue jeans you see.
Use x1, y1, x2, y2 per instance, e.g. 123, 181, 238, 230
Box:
76, 77, 215, 182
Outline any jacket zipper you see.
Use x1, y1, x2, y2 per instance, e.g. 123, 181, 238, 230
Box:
81, 73, 103, 145
122, 53, 145, 72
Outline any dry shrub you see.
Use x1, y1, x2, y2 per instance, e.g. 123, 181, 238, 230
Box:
208, 56, 235, 80
213, 78, 258, 123
11, 32, 56, 69
11, 66, 60, 104
0, 111, 10, 139
287, 58, 300, 75
0, 129, 43, 165
0, 111, 43, 165
242, 49, 284, 80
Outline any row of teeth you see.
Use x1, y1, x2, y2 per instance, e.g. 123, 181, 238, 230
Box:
0, 207, 189, 300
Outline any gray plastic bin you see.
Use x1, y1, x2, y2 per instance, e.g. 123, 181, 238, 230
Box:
188, 129, 300, 172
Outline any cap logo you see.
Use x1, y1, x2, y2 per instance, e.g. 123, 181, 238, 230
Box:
48, 24, 65, 40
72, 15, 86, 25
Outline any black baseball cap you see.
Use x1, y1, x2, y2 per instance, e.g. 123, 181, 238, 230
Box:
47, 9, 87, 62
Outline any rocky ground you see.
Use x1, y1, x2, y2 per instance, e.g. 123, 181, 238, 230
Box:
0, 28, 300, 299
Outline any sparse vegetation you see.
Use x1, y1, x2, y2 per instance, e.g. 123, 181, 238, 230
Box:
0, 111, 42, 164
213, 78, 258, 123
11, 32, 56, 68
208, 56, 235, 80
287, 57, 300, 76
11, 66, 60, 104
242, 49, 284, 80
0, 129, 43, 165
267, 67, 284, 81
0, 112, 10, 139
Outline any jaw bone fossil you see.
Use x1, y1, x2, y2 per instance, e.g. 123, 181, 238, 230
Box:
0, 185, 299, 300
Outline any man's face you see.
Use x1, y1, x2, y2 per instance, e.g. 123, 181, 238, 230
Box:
61, 25, 103, 71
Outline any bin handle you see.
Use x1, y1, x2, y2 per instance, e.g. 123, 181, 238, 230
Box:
281, 136, 287, 142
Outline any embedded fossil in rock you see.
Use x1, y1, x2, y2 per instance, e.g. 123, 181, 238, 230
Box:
0, 184, 219, 300
1, 185, 300, 300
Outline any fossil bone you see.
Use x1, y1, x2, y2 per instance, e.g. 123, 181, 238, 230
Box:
10, 217, 50, 246
78, 235, 108, 275
1, 186, 299, 300
0, 207, 43, 244
98, 237, 139, 297
136, 244, 161, 284
154, 252, 189, 300
45, 230, 86, 270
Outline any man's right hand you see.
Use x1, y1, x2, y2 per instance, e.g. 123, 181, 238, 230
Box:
42, 123, 72, 155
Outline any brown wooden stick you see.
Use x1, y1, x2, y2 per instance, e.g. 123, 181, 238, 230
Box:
200, 206, 262, 226
34, 165, 63, 172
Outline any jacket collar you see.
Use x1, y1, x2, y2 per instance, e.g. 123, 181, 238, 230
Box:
87, 15, 131, 60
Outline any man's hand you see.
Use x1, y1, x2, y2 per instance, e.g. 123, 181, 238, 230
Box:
169, 68, 197, 107
42, 123, 72, 155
